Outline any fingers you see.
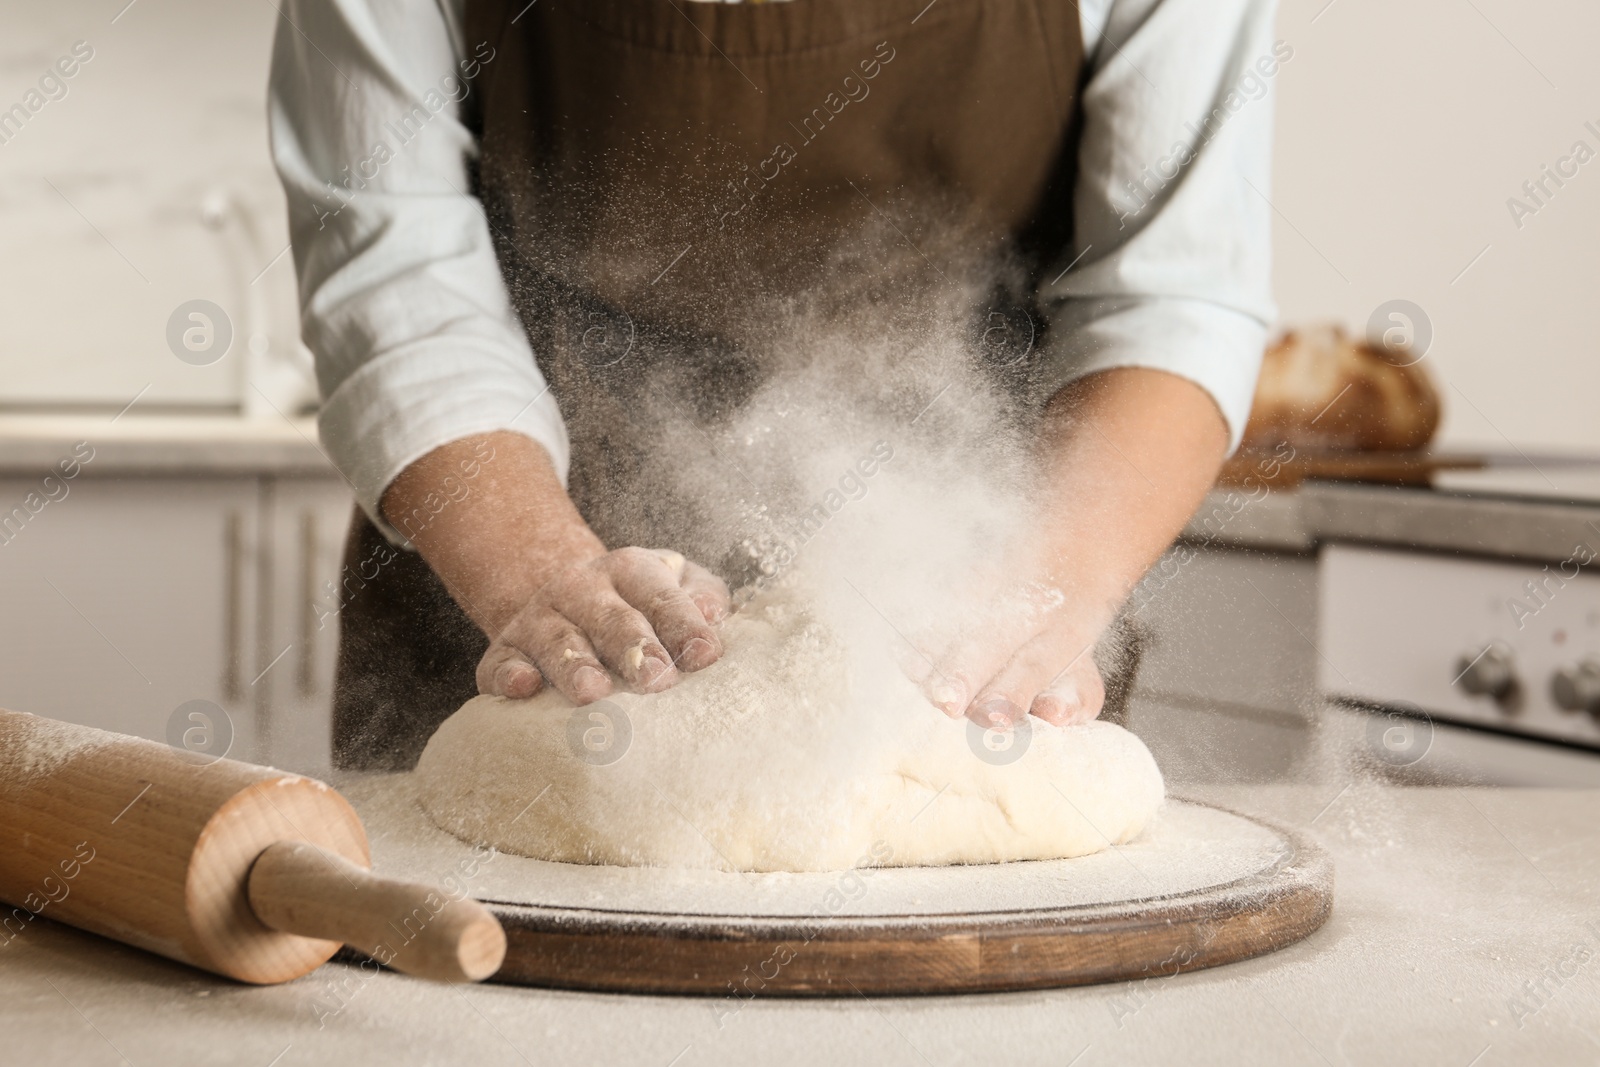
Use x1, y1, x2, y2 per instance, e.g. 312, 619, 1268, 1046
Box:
607, 548, 724, 673
1030, 654, 1105, 726
475, 641, 545, 700
921, 615, 1038, 722
483, 610, 615, 704
919, 597, 1105, 727
968, 626, 1104, 728
652, 548, 687, 580
926, 668, 976, 720
560, 585, 677, 692
485, 547, 728, 703
528, 615, 615, 704
679, 560, 731, 624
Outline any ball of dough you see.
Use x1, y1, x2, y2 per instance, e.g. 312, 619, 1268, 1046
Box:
415, 594, 1164, 873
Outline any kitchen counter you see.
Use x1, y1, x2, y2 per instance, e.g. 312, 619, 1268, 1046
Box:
4, 410, 1598, 564
1186, 480, 1600, 565
0, 413, 332, 476
3, 783, 1596, 1066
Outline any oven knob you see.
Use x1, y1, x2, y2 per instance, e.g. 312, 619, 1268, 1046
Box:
1454, 645, 1517, 700
1551, 660, 1600, 716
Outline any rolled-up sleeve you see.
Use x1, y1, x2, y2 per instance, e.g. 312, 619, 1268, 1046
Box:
1040, 0, 1280, 450
268, 0, 568, 539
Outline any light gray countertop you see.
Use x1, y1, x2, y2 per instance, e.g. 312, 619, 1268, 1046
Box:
4, 411, 1599, 564
1185, 481, 1600, 565
0, 414, 332, 477
3, 783, 1596, 1066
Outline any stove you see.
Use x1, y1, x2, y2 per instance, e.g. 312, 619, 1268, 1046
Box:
1317, 458, 1600, 760
1321, 543, 1600, 751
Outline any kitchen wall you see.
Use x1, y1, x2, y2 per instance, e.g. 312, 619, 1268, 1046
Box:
0, 0, 303, 413
1, 0, 1594, 451
1273, 0, 1600, 455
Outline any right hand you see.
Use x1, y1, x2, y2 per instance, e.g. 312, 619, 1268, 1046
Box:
475, 547, 730, 704
381, 431, 731, 707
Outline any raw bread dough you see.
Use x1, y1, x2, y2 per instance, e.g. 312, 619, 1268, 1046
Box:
415, 589, 1164, 872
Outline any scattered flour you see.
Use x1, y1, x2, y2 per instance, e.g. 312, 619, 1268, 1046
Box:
418, 258, 1168, 874
0, 712, 112, 784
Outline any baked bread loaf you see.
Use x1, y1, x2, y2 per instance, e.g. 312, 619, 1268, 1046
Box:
1241, 324, 1441, 452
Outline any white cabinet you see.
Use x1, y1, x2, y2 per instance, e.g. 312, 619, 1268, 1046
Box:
0, 472, 352, 775
257, 476, 357, 774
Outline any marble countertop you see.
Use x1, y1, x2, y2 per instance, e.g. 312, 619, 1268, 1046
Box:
3, 412, 1597, 563
0, 413, 331, 476
3, 783, 1595, 1066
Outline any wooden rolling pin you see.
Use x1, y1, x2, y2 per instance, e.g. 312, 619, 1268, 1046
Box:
0, 709, 505, 984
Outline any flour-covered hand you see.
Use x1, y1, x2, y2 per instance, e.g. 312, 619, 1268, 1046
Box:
476, 547, 730, 704
906, 581, 1107, 729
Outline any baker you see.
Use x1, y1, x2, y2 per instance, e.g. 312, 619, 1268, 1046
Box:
270, 0, 1278, 770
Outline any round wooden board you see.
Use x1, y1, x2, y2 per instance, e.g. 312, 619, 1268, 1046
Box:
345, 776, 1332, 997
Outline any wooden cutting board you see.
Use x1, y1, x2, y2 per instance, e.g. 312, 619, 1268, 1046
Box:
1218, 448, 1485, 490
346, 776, 1333, 996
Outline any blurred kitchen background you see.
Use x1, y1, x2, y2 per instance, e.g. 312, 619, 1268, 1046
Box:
3, 0, 1599, 785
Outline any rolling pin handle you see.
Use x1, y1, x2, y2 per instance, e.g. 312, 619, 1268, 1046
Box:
246, 840, 506, 983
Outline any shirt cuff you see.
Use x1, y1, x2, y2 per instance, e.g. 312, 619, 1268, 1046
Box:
317, 337, 570, 544
1034, 297, 1267, 453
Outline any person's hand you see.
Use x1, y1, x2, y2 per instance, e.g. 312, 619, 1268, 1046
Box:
904, 578, 1107, 730
380, 432, 732, 706
898, 366, 1234, 729
475, 547, 730, 703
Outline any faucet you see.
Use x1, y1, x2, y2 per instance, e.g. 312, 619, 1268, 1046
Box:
200, 189, 317, 419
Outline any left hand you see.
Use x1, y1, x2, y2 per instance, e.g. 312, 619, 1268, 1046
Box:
901, 367, 1232, 730
903, 577, 1108, 729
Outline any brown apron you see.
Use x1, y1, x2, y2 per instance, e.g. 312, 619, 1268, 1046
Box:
333, 0, 1105, 770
